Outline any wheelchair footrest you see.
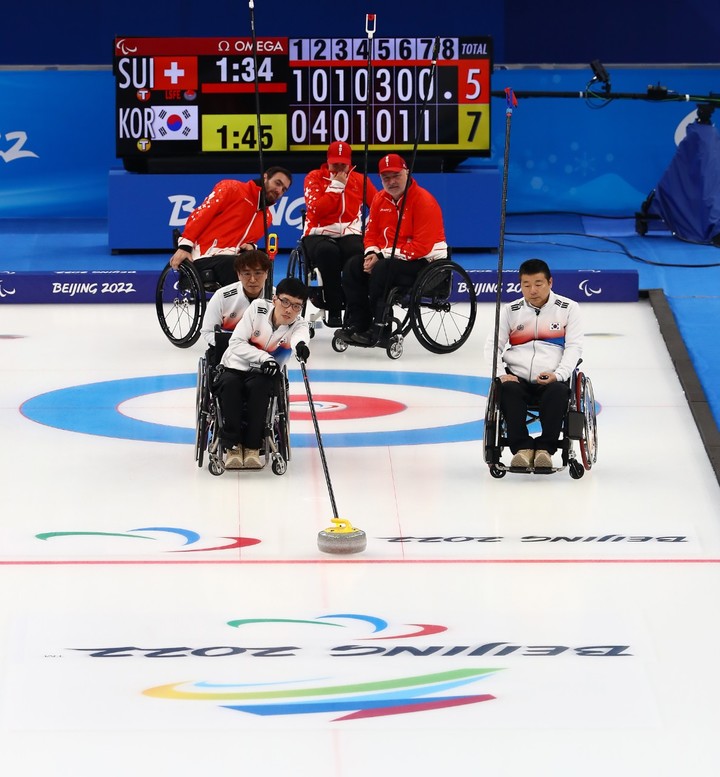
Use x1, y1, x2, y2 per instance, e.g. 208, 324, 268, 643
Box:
508, 465, 561, 475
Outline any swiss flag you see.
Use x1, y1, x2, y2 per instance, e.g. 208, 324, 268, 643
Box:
153, 57, 198, 91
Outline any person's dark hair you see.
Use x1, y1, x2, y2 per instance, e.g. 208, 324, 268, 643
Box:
264, 166, 293, 185
275, 276, 308, 302
234, 249, 272, 274
518, 258, 552, 280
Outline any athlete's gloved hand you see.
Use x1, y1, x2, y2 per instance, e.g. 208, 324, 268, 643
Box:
295, 341, 310, 363
261, 359, 279, 377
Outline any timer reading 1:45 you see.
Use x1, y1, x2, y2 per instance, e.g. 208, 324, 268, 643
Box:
202, 114, 287, 152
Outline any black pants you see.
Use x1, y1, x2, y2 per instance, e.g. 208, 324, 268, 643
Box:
302, 235, 363, 316
499, 378, 570, 454
215, 368, 274, 449
342, 253, 429, 329
194, 254, 239, 289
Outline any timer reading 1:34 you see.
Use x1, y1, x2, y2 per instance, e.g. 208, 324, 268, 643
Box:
201, 114, 288, 151
213, 56, 275, 83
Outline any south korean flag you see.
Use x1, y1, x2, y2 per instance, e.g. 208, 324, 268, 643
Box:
149, 106, 199, 141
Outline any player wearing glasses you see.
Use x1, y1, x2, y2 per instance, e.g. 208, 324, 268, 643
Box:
215, 277, 310, 469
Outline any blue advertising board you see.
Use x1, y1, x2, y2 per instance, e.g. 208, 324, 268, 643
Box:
0, 268, 636, 304
107, 168, 503, 252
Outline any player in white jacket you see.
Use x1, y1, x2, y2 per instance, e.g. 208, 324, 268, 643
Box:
215, 277, 310, 469
200, 249, 272, 346
485, 258, 584, 469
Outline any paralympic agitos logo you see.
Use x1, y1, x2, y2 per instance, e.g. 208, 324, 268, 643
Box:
70, 613, 632, 722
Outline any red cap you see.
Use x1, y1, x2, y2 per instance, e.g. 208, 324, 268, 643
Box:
327, 141, 352, 164
378, 153, 408, 173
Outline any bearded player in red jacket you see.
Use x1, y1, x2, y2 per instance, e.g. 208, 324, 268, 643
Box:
169, 167, 292, 288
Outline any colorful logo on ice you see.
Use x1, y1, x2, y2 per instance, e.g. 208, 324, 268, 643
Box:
140, 614, 502, 721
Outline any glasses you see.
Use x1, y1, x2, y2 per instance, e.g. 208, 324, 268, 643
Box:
277, 296, 303, 312
239, 270, 267, 279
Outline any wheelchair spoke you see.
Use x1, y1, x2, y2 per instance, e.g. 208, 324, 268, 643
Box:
410, 262, 477, 354
155, 262, 205, 348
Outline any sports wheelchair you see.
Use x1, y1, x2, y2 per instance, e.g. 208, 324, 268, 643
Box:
329, 256, 478, 359
483, 366, 598, 479
194, 330, 291, 476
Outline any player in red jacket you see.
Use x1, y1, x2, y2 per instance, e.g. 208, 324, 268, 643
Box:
169, 167, 292, 288
302, 141, 377, 327
340, 153, 448, 345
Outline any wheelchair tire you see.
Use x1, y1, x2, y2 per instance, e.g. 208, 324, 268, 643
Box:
275, 371, 292, 465
569, 459, 585, 479
194, 356, 209, 468
386, 334, 403, 360
208, 458, 224, 476
331, 335, 349, 352
410, 261, 477, 354
156, 261, 205, 348
575, 372, 598, 470
483, 378, 502, 465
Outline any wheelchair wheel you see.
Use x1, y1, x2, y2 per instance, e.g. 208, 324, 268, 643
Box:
155, 261, 205, 348
575, 372, 598, 470
569, 459, 585, 479
208, 457, 224, 476
205, 397, 224, 475
276, 375, 291, 466
271, 456, 288, 476
386, 334, 404, 360
331, 335, 349, 352
194, 356, 209, 468
410, 261, 477, 354
483, 378, 502, 466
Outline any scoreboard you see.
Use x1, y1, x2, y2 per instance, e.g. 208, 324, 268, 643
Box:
113, 35, 492, 169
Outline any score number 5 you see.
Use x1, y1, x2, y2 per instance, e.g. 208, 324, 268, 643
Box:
201, 114, 287, 152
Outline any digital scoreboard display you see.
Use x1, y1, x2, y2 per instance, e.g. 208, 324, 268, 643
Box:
113, 35, 492, 169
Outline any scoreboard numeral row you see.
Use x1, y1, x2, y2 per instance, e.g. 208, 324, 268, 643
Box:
201, 107, 488, 151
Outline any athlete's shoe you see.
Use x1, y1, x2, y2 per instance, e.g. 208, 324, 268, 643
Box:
225, 446, 244, 469
533, 450, 553, 469
511, 449, 534, 468
243, 448, 262, 469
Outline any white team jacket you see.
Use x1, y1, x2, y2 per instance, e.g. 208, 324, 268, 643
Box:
221, 298, 310, 372
485, 291, 584, 383
200, 282, 254, 345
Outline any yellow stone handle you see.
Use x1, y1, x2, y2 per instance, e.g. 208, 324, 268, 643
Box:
323, 517, 360, 535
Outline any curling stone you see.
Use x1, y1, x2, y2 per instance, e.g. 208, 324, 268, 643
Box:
317, 517, 367, 555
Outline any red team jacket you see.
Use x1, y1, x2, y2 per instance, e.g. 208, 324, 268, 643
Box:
178, 179, 272, 257
364, 179, 448, 261
303, 165, 378, 237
